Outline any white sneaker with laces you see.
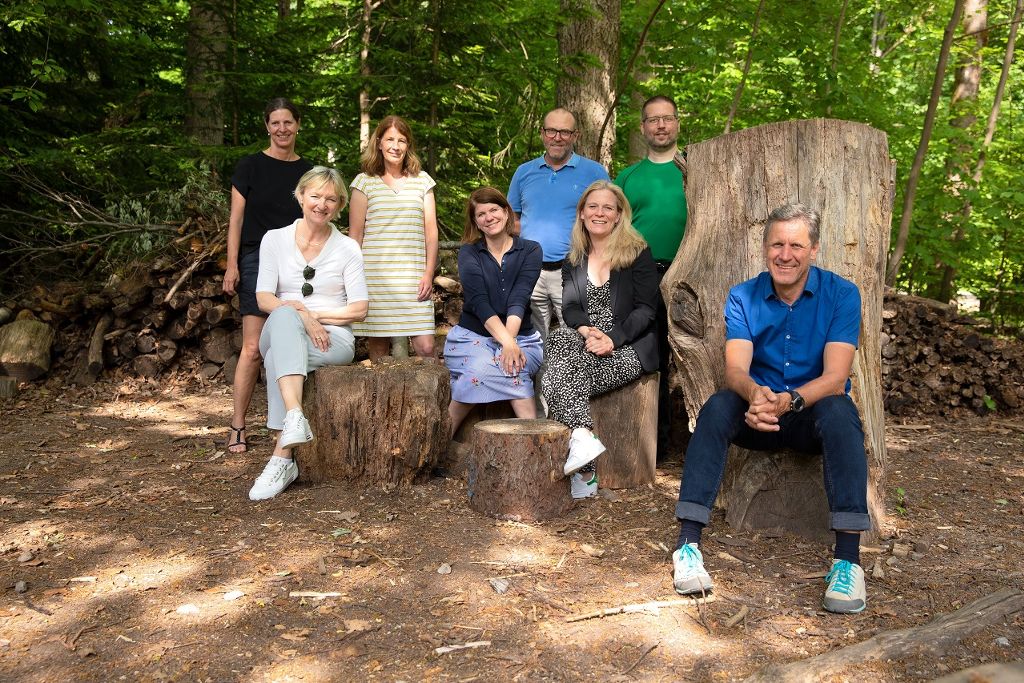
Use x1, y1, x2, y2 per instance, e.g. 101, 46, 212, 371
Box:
278, 408, 314, 450
248, 456, 298, 500
823, 559, 866, 613
564, 427, 606, 475
570, 471, 598, 499
672, 542, 713, 595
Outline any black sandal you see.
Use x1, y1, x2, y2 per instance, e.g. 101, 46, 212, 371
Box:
226, 425, 248, 453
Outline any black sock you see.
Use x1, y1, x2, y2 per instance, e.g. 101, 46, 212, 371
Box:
677, 520, 704, 550
834, 531, 861, 565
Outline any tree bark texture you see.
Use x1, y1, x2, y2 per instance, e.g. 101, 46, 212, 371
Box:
467, 419, 572, 522
0, 319, 55, 382
557, 0, 620, 167
297, 361, 451, 487
592, 372, 658, 489
185, 0, 229, 146
662, 119, 893, 541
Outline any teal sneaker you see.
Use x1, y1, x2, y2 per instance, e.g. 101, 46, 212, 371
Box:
823, 559, 866, 613
672, 542, 713, 595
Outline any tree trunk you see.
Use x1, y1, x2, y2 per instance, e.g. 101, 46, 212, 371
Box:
662, 119, 893, 541
467, 419, 572, 521
297, 360, 450, 487
358, 0, 375, 153
886, 0, 966, 285
0, 319, 55, 382
592, 372, 658, 489
184, 0, 229, 146
557, 0, 620, 167
936, 0, 988, 302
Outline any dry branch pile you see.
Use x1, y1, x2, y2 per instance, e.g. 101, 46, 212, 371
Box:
882, 291, 1024, 416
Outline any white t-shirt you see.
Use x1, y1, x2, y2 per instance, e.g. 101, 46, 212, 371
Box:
256, 220, 369, 331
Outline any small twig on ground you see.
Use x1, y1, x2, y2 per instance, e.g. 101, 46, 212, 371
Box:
724, 604, 749, 628
621, 641, 660, 676
566, 596, 715, 623
435, 640, 491, 655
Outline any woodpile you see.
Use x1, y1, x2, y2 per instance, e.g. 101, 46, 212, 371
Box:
882, 291, 1024, 416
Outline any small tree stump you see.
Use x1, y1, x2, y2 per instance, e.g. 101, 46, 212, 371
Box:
298, 360, 450, 487
592, 373, 658, 489
0, 319, 55, 381
467, 419, 571, 521
0, 376, 17, 398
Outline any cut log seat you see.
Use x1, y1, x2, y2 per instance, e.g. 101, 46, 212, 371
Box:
297, 359, 451, 487
591, 372, 659, 489
467, 418, 572, 522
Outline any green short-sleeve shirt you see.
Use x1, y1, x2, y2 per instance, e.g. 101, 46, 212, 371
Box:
614, 158, 687, 262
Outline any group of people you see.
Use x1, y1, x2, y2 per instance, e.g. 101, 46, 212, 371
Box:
223, 96, 872, 617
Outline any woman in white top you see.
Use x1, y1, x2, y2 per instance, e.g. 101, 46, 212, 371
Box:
248, 166, 369, 501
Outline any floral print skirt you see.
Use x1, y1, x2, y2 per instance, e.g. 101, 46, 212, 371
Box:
444, 325, 544, 403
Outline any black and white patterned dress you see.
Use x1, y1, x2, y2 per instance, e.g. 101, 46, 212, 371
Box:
542, 279, 644, 436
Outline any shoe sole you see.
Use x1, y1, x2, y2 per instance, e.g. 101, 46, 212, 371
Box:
279, 420, 315, 451
674, 577, 713, 596
564, 443, 606, 475
823, 598, 866, 614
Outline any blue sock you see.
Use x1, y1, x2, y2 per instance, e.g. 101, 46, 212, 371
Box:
677, 520, 704, 550
834, 531, 861, 565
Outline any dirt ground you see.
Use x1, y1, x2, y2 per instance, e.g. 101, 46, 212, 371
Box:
1, 373, 1022, 683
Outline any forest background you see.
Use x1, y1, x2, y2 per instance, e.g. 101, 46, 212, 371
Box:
1, 0, 1022, 328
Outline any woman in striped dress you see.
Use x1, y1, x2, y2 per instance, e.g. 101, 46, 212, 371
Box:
348, 116, 438, 360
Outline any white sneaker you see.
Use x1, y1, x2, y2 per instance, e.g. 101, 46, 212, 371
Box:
278, 408, 314, 450
564, 427, 606, 474
823, 559, 866, 613
570, 471, 598, 499
248, 456, 298, 500
672, 543, 713, 595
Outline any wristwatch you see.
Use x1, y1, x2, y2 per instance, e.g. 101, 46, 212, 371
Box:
787, 390, 806, 413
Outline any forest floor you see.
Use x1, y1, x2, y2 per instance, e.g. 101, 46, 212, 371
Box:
1, 374, 1022, 683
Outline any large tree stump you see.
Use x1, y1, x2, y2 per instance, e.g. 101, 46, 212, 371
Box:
0, 318, 55, 382
297, 360, 450, 487
663, 119, 893, 541
592, 372, 658, 489
467, 419, 572, 521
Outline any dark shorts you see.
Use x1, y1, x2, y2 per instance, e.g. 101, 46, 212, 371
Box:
237, 247, 267, 318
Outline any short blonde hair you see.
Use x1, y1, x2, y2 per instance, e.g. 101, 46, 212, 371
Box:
294, 166, 349, 220
568, 181, 647, 271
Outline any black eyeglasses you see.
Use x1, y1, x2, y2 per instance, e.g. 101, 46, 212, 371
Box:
542, 127, 576, 139
302, 265, 315, 297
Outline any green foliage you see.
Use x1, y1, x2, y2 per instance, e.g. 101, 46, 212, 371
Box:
1, 0, 1023, 327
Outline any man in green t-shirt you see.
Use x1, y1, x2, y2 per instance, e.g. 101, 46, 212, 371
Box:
614, 95, 688, 460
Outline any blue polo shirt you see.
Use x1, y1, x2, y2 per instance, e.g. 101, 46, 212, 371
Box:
457, 236, 543, 337
507, 153, 609, 261
724, 266, 861, 393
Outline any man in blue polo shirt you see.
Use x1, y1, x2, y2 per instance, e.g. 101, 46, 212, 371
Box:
670, 203, 870, 615
508, 108, 609, 341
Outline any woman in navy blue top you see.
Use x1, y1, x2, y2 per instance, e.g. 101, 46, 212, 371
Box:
444, 187, 544, 437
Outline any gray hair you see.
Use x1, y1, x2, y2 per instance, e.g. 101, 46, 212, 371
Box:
294, 166, 349, 210
762, 203, 820, 245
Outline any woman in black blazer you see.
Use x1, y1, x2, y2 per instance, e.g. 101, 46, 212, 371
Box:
541, 180, 659, 498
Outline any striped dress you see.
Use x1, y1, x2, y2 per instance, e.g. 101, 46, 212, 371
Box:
350, 172, 437, 337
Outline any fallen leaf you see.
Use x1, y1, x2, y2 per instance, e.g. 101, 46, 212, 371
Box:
437, 563, 452, 575
342, 619, 372, 633
331, 528, 352, 538
223, 590, 245, 601
280, 629, 310, 641
17, 550, 34, 563
580, 544, 605, 558
175, 604, 200, 615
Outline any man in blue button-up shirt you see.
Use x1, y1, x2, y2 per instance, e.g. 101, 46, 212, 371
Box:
670, 203, 871, 616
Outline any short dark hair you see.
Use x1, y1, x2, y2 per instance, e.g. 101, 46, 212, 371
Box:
264, 97, 301, 123
642, 95, 677, 119
763, 203, 821, 245
463, 187, 516, 244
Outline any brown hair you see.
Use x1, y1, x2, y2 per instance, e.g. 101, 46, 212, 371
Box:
462, 187, 516, 244
264, 97, 301, 123
567, 181, 647, 270
360, 115, 423, 177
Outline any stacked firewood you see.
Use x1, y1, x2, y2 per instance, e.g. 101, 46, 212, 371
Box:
882, 291, 1024, 416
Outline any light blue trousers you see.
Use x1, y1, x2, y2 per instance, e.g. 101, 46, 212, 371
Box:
259, 306, 355, 429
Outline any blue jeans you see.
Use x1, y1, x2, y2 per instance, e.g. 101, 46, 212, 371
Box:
675, 389, 870, 531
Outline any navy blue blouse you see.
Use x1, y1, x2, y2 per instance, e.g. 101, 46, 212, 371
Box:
457, 236, 542, 337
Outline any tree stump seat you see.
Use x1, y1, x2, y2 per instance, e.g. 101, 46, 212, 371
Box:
296, 360, 450, 488
450, 372, 658, 490
467, 419, 572, 522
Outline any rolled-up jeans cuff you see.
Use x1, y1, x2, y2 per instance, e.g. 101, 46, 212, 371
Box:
831, 512, 870, 531
675, 501, 711, 525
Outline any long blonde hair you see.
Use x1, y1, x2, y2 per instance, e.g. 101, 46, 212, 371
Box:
360, 115, 423, 177
567, 181, 647, 270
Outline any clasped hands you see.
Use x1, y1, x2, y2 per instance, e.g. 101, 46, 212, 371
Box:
282, 300, 332, 352
498, 341, 526, 376
577, 326, 614, 357
744, 385, 792, 432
